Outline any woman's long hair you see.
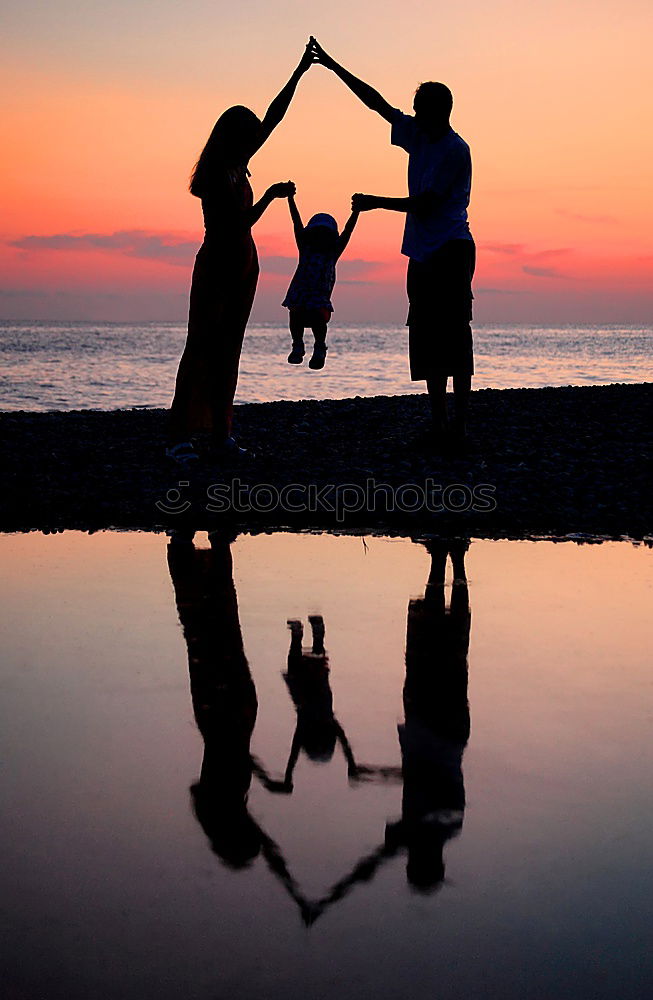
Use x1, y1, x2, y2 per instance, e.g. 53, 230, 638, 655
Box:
190, 106, 261, 197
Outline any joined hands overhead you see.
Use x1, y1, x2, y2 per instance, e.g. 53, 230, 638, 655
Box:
286, 40, 386, 216
307, 36, 337, 70
294, 36, 337, 74
297, 38, 319, 74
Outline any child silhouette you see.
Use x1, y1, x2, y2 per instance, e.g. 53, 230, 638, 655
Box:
283, 194, 360, 369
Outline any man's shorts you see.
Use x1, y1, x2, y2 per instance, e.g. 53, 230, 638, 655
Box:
406, 239, 476, 380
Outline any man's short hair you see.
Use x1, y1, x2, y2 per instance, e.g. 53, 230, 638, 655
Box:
413, 82, 453, 120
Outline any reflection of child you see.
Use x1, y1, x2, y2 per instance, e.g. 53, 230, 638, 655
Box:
283, 616, 360, 782
283, 195, 360, 369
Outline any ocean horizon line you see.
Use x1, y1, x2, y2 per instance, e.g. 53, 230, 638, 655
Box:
2, 318, 652, 330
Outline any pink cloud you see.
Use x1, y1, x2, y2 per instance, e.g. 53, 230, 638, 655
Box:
8, 230, 386, 285
479, 242, 525, 256
522, 265, 567, 279
10, 230, 200, 268
556, 209, 618, 224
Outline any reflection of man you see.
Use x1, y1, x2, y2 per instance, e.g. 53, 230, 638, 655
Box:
387, 538, 471, 890
310, 37, 475, 444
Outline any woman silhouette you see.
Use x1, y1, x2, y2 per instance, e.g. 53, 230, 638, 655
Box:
167, 43, 315, 463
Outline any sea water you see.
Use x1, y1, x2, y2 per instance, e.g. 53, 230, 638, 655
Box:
1, 321, 651, 411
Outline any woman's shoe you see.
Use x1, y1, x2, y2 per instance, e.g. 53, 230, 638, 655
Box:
309, 344, 327, 370
165, 441, 200, 466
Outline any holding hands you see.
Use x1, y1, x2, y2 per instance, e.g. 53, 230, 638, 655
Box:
308, 36, 337, 70
252, 181, 294, 223
307, 35, 396, 123
297, 39, 319, 75
295, 36, 335, 75
261, 40, 390, 223
269, 181, 296, 199
351, 193, 379, 212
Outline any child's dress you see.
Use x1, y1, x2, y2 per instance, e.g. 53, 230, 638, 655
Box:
282, 239, 337, 313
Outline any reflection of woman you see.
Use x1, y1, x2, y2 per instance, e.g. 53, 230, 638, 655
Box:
167, 44, 315, 463
167, 533, 259, 864
167, 533, 313, 918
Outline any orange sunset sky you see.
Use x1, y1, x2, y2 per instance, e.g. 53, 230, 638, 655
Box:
2, 0, 652, 324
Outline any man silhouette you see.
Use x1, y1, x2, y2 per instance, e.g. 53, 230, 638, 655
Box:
311, 38, 475, 445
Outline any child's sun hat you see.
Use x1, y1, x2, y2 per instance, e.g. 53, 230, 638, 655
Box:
306, 213, 338, 231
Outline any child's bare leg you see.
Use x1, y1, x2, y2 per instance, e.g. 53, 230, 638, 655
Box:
426, 376, 449, 434
287, 618, 304, 661
312, 320, 327, 347
288, 313, 306, 364
308, 320, 329, 370
308, 615, 325, 655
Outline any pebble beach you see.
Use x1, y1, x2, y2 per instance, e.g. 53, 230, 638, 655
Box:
1, 383, 651, 538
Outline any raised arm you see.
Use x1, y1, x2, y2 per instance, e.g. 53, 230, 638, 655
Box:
287, 193, 304, 248
312, 840, 398, 918
250, 754, 293, 794
336, 209, 360, 257
334, 721, 359, 776
257, 42, 315, 148
310, 37, 396, 123
283, 729, 303, 788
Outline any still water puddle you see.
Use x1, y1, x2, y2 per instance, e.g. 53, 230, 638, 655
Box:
0, 531, 652, 999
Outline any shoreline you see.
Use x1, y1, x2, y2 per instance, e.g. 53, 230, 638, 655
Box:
1, 383, 651, 538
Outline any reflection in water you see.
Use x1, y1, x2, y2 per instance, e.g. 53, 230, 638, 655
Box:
310, 539, 471, 916
393, 539, 471, 890
168, 532, 471, 924
167, 532, 314, 922
3, 530, 652, 1000
283, 616, 362, 786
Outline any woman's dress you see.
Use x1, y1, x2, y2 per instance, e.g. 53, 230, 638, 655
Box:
169, 167, 259, 443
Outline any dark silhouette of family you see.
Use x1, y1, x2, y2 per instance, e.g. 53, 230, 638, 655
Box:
167, 37, 474, 465
167, 530, 471, 925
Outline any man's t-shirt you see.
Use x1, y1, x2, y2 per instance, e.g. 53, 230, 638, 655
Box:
390, 110, 473, 261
